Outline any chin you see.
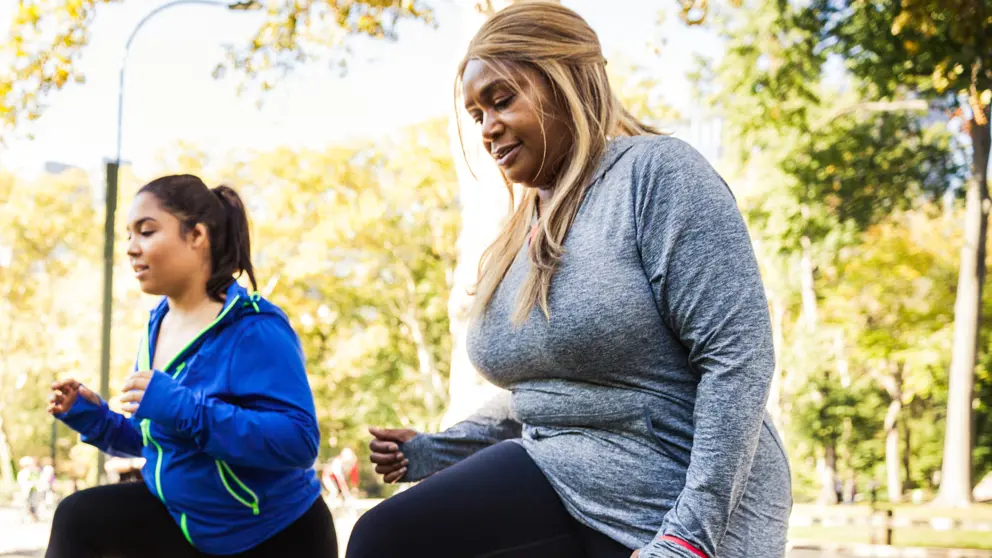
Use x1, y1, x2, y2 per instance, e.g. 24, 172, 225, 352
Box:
504, 168, 538, 186
136, 281, 165, 297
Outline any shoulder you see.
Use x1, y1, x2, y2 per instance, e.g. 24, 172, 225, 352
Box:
229, 311, 302, 356
605, 135, 736, 219
617, 134, 703, 160
619, 135, 726, 192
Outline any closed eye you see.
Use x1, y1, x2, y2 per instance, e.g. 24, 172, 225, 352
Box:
493, 95, 515, 111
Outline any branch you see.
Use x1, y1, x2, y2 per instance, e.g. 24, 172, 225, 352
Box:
813, 100, 930, 128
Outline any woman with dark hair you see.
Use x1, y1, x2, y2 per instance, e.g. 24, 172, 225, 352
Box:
46, 175, 335, 558
352, 3, 792, 558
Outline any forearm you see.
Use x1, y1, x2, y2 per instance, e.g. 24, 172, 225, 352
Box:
57, 397, 144, 458
400, 415, 522, 481
137, 371, 319, 469
645, 333, 775, 557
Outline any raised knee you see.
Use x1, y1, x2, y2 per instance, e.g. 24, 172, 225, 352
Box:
51, 490, 89, 532
345, 502, 397, 558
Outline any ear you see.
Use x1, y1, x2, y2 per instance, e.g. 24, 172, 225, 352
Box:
187, 223, 210, 251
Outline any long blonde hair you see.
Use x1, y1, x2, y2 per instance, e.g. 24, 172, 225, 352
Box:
459, 1, 659, 324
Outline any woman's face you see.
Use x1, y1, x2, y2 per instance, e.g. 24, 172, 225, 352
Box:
126, 192, 209, 297
462, 59, 572, 189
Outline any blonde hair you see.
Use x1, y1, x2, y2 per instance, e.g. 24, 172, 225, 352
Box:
458, 0, 659, 325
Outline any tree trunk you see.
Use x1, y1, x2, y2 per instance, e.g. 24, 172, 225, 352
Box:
799, 235, 818, 331
885, 398, 903, 503
818, 442, 839, 505
400, 308, 444, 423
881, 364, 905, 503
441, 0, 562, 429
904, 419, 912, 491
800, 232, 837, 504
0, 413, 15, 490
936, 105, 990, 508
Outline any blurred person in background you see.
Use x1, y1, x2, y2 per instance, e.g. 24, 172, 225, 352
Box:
17, 456, 40, 523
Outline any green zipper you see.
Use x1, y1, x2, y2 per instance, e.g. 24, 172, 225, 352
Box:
216, 460, 261, 515
138, 295, 243, 516
180, 513, 192, 545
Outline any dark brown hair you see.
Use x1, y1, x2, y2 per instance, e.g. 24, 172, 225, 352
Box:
138, 174, 257, 301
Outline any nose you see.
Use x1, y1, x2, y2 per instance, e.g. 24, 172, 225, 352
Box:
480, 109, 504, 144
126, 235, 140, 258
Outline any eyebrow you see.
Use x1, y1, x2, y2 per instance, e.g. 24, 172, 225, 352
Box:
127, 217, 157, 231
465, 79, 511, 110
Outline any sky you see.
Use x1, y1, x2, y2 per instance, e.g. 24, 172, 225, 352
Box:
1, 0, 721, 179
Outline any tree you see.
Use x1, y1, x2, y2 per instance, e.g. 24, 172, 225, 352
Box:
0, 166, 105, 490
0, 118, 458, 495
701, 0, 962, 503
0, 0, 434, 139
798, 0, 992, 509
824, 211, 960, 501
170, 117, 461, 461
441, 0, 521, 428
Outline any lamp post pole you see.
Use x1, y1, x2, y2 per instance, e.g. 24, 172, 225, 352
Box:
97, 0, 259, 483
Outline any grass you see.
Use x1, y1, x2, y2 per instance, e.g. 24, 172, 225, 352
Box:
789, 504, 992, 550
789, 526, 992, 549
793, 503, 992, 520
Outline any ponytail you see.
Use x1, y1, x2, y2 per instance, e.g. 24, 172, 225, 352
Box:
137, 175, 257, 302
208, 185, 257, 300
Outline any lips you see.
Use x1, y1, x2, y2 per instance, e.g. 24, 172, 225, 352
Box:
132, 264, 149, 278
491, 142, 522, 167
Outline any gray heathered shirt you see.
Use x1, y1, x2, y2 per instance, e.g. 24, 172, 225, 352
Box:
399, 135, 793, 558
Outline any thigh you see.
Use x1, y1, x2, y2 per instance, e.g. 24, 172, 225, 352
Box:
575, 525, 634, 558
46, 481, 196, 558
227, 496, 337, 558
347, 441, 615, 558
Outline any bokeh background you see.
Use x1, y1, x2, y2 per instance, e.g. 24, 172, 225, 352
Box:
1, 0, 991, 553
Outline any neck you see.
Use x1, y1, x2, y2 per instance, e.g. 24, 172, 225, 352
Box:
535, 188, 554, 215
166, 283, 222, 320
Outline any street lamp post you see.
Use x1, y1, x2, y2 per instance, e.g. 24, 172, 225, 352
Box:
97, 0, 260, 483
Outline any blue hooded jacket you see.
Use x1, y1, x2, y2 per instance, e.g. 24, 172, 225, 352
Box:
58, 281, 322, 555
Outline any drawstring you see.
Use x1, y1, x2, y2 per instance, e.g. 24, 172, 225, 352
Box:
245, 291, 261, 313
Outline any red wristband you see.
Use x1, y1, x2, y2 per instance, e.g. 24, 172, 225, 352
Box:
659, 535, 707, 558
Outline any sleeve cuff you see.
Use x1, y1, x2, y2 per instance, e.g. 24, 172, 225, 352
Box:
56, 391, 105, 421
639, 536, 708, 558
398, 434, 440, 482
134, 371, 188, 431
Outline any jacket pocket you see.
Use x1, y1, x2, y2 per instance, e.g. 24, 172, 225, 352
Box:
215, 460, 260, 516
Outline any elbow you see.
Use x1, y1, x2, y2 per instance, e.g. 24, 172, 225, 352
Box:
280, 416, 320, 469
301, 419, 320, 465
293, 431, 319, 468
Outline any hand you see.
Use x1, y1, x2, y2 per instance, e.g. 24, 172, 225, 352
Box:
368, 426, 418, 484
48, 378, 100, 415
631, 550, 640, 558
120, 371, 154, 414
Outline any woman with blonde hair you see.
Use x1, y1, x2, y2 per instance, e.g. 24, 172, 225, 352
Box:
351, 2, 792, 557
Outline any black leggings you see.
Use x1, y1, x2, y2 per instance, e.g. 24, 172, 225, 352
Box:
46, 481, 337, 558
346, 441, 633, 558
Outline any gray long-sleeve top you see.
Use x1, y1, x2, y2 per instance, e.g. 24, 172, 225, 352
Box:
399, 136, 792, 557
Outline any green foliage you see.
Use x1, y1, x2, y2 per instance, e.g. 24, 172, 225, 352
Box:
222, 118, 459, 457
802, 0, 992, 108
703, 0, 971, 500
0, 0, 434, 139
0, 118, 457, 496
